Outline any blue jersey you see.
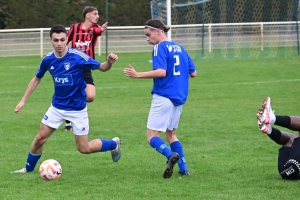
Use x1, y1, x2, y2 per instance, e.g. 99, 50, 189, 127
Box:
36, 48, 101, 111
151, 41, 196, 106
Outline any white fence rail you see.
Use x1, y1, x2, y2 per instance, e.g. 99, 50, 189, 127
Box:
0, 21, 298, 58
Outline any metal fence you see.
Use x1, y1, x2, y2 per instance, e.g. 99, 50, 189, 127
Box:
0, 22, 299, 58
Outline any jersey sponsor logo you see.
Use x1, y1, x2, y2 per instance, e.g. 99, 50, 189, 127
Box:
167, 45, 182, 53
75, 32, 89, 35
286, 168, 295, 176
53, 74, 73, 86
153, 44, 182, 56
75, 40, 91, 50
280, 165, 296, 177
64, 62, 70, 71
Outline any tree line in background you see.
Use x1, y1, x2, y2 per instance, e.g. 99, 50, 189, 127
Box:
0, 0, 152, 29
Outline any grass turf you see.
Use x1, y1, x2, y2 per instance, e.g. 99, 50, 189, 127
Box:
1, 53, 300, 199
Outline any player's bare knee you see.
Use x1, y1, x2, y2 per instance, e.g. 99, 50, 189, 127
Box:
34, 134, 47, 144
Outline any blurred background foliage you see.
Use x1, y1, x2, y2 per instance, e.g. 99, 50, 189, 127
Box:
0, 0, 152, 29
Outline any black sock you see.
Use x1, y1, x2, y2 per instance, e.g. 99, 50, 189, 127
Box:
268, 127, 281, 141
65, 120, 70, 123
274, 116, 291, 129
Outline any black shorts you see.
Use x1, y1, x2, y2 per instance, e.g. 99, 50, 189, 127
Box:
278, 138, 300, 180
82, 69, 95, 86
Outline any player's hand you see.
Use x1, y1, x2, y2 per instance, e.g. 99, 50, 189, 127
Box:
107, 53, 118, 64
124, 64, 138, 78
15, 101, 25, 114
101, 22, 108, 32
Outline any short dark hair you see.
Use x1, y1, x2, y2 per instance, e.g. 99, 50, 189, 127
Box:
82, 6, 97, 18
50, 25, 67, 37
145, 19, 170, 32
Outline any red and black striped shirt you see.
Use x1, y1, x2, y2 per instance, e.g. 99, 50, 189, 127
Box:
67, 23, 103, 59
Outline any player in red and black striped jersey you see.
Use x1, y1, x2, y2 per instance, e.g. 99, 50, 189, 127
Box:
65, 6, 108, 131
68, 15, 106, 60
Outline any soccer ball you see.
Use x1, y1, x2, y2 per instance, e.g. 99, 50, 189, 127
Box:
39, 159, 62, 181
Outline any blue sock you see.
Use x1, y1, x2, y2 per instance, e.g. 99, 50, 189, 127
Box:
25, 152, 41, 172
100, 139, 117, 152
149, 136, 173, 159
170, 141, 188, 172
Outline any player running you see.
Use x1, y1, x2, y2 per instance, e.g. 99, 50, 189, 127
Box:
64, 6, 108, 131
124, 19, 197, 178
11, 25, 121, 174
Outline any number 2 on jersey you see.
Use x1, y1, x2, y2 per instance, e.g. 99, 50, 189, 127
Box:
173, 55, 180, 76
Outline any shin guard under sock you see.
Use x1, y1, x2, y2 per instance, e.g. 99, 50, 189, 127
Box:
150, 136, 173, 159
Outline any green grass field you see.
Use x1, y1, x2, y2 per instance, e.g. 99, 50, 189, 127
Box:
1, 53, 300, 200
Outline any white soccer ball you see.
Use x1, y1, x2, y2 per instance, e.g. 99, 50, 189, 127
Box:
39, 159, 62, 181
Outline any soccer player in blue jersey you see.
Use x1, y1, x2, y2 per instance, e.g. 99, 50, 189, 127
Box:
124, 19, 197, 178
11, 25, 121, 174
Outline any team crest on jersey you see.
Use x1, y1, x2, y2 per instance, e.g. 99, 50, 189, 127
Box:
64, 62, 70, 71
89, 30, 93, 35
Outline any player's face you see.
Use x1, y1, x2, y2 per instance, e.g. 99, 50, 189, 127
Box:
87, 10, 99, 24
144, 28, 159, 45
50, 33, 68, 54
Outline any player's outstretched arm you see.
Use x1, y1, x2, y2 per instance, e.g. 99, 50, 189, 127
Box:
98, 53, 118, 72
15, 76, 41, 114
124, 64, 166, 79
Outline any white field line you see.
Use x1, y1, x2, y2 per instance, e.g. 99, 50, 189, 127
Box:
1, 79, 300, 94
